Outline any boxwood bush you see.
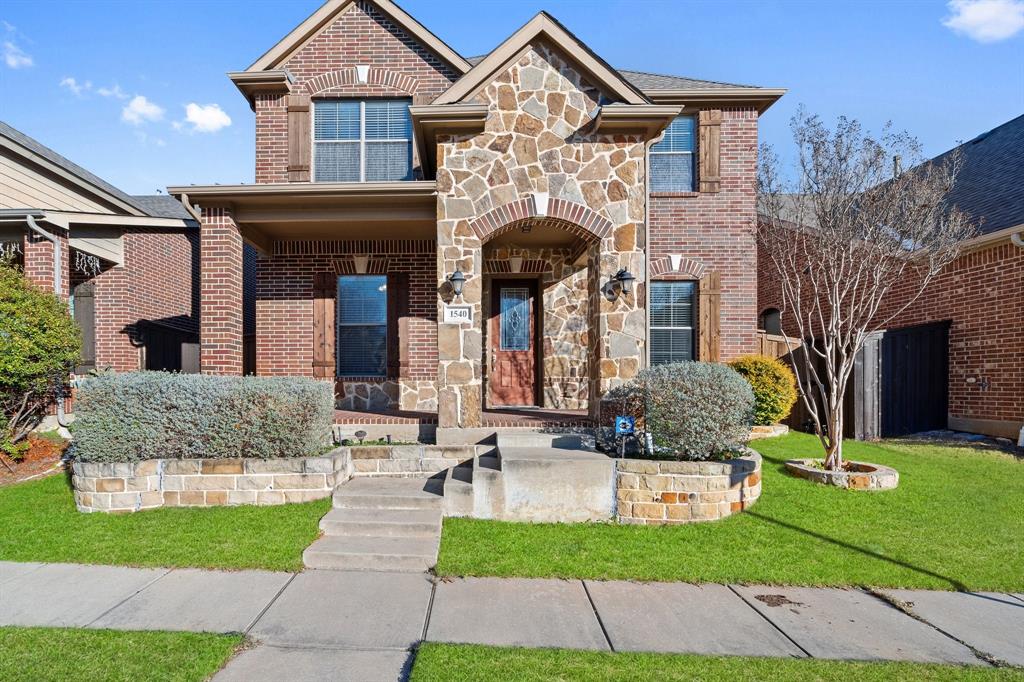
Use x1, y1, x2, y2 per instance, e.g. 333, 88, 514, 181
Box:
728, 354, 798, 425
608, 362, 754, 460
73, 372, 334, 462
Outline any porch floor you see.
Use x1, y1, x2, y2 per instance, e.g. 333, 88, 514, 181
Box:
333, 407, 593, 427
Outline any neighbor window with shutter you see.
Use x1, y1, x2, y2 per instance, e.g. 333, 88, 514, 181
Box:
336, 275, 388, 376
650, 281, 696, 364
313, 99, 412, 182
650, 115, 696, 192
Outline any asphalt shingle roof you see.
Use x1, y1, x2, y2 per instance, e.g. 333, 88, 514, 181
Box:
930, 114, 1024, 236
464, 56, 756, 92
130, 194, 193, 220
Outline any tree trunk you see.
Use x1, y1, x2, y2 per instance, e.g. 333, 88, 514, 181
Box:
824, 409, 844, 470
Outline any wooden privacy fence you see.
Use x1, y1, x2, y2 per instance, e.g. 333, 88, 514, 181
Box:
755, 330, 800, 359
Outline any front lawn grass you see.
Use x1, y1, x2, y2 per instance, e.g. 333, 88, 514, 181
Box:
436, 432, 1023, 590
0, 474, 329, 571
0, 626, 241, 682
410, 643, 1023, 682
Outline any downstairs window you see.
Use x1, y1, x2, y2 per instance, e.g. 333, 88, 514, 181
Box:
336, 275, 387, 376
650, 280, 696, 364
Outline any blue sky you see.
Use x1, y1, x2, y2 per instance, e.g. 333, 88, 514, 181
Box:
1, 0, 1021, 195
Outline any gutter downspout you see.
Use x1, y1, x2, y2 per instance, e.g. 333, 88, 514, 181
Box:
25, 215, 72, 428
1011, 231, 1024, 249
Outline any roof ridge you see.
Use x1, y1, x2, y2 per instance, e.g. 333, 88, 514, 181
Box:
616, 67, 757, 89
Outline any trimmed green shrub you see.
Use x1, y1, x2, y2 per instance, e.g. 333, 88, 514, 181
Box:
728, 354, 798, 426
608, 362, 754, 460
72, 372, 334, 462
0, 262, 81, 459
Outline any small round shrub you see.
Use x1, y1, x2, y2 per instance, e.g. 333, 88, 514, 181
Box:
728, 355, 797, 426
611, 362, 754, 461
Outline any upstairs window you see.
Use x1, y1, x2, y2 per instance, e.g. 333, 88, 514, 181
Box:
336, 275, 388, 376
650, 281, 695, 364
650, 115, 695, 192
313, 100, 412, 182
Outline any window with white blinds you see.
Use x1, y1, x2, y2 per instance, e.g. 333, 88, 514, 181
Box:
650, 281, 696, 365
314, 100, 412, 182
650, 115, 695, 192
336, 275, 387, 376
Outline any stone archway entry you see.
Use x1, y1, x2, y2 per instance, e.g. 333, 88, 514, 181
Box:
488, 278, 539, 406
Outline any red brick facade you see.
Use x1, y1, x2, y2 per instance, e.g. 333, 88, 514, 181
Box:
21, 227, 197, 373
649, 108, 760, 361
200, 208, 244, 376
758, 236, 1024, 438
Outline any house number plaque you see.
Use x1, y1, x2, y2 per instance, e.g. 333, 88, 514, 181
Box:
442, 305, 474, 324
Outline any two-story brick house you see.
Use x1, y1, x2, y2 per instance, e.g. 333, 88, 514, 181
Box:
170, 0, 783, 441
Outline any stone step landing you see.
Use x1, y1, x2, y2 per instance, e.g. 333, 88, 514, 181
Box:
303, 477, 443, 572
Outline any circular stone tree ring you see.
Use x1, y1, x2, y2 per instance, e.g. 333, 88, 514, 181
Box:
784, 459, 899, 490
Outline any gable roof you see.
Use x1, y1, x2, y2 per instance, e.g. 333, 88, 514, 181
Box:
245, 0, 471, 73
434, 12, 648, 105
930, 114, 1024, 236
130, 194, 193, 220
0, 120, 148, 216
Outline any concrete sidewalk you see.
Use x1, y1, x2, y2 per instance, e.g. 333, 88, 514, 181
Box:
1, 561, 1022, 681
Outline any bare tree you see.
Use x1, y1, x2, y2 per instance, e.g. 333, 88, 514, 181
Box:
758, 110, 975, 469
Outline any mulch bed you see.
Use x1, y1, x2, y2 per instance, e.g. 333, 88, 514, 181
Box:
0, 435, 69, 487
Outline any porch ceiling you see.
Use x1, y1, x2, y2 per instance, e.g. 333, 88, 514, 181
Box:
167, 181, 438, 251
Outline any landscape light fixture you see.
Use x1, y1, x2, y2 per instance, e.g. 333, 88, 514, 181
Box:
613, 268, 636, 296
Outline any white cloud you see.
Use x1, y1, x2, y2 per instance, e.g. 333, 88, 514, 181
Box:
180, 102, 232, 133
121, 95, 164, 125
943, 0, 1024, 42
97, 84, 128, 100
59, 77, 91, 96
3, 40, 32, 69
132, 130, 166, 147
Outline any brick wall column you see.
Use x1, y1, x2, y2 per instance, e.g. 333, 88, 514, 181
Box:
23, 229, 70, 300
200, 207, 244, 375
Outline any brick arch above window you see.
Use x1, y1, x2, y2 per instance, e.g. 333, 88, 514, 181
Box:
650, 255, 707, 279
469, 196, 614, 243
303, 67, 420, 97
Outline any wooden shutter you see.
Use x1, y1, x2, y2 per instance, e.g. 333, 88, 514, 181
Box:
312, 272, 336, 378
287, 94, 311, 182
698, 109, 722, 193
386, 272, 410, 378
72, 282, 96, 374
698, 271, 721, 362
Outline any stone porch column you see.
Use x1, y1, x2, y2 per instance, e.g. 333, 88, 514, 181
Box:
200, 207, 244, 375
437, 201, 484, 429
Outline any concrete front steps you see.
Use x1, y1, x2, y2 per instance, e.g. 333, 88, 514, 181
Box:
443, 433, 615, 523
303, 477, 444, 572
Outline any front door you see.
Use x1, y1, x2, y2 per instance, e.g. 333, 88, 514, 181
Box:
489, 279, 538, 407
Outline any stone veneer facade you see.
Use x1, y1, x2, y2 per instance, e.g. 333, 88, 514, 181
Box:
436, 44, 646, 427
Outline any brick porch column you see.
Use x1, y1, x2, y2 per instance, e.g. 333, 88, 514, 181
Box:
23, 229, 70, 300
200, 207, 244, 375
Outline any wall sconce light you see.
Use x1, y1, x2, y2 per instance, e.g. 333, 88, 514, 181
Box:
613, 268, 636, 297
448, 270, 466, 297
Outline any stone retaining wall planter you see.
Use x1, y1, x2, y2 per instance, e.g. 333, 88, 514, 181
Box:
615, 448, 761, 525
785, 459, 899, 490
748, 424, 789, 440
72, 448, 352, 513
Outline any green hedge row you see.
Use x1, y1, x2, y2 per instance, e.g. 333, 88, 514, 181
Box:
73, 372, 334, 462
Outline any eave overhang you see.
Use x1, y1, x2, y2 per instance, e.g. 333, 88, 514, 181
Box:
593, 104, 684, 138
645, 88, 787, 114
409, 104, 489, 178
227, 70, 294, 110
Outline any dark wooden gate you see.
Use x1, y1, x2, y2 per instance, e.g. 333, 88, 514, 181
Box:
880, 321, 949, 437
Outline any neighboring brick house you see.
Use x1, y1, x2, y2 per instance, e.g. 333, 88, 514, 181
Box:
169, 0, 783, 439
0, 121, 200, 376
758, 115, 1024, 440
